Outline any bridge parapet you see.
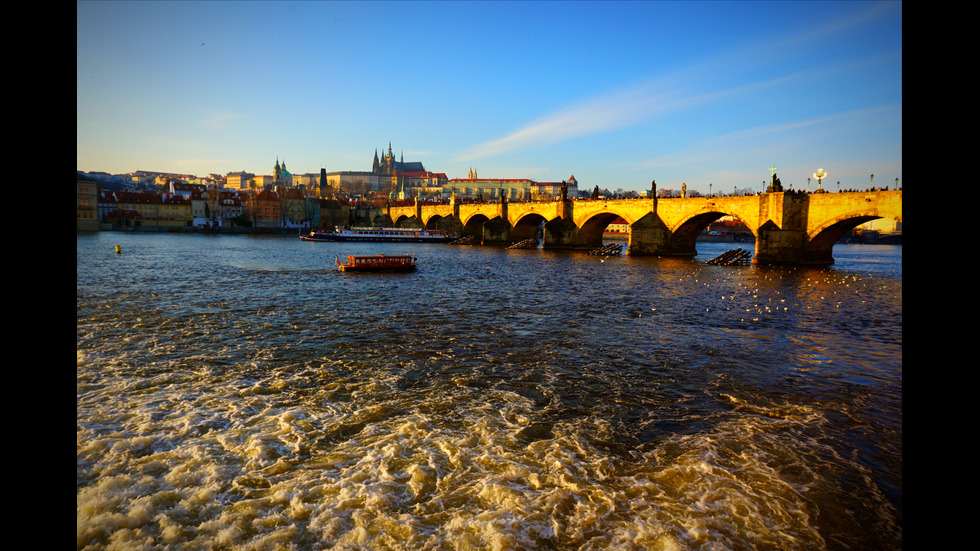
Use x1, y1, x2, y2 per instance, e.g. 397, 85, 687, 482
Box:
505, 201, 564, 226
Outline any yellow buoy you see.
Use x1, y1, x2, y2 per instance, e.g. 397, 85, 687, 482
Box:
115, 245, 121, 254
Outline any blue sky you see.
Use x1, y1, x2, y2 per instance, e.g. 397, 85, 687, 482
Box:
76, 1, 902, 194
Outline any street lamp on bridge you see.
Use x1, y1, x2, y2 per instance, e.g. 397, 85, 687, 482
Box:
813, 168, 827, 192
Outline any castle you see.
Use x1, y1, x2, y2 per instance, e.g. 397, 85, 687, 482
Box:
372, 142, 425, 176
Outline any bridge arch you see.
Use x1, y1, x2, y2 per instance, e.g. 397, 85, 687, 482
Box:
576, 211, 632, 248
423, 214, 443, 230
665, 209, 756, 256
459, 211, 492, 230
422, 213, 463, 235
511, 212, 548, 242
458, 212, 494, 241
392, 214, 421, 228
570, 202, 639, 230
805, 207, 900, 259
349, 209, 393, 228
808, 205, 901, 243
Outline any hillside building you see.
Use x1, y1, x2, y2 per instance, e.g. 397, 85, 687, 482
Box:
447, 172, 578, 201
77, 173, 100, 231
225, 171, 255, 191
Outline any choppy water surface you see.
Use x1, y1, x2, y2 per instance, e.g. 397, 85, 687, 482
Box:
77, 233, 901, 550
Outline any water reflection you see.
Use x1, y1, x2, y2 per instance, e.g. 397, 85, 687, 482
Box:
77, 234, 901, 550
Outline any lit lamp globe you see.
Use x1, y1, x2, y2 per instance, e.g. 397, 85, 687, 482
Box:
813, 168, 827, 192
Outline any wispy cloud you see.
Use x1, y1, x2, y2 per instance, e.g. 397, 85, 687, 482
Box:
452, 85, 677, 162
203, 111, 242, 127
452, 2, 898, 166
636, 116, 835, 170
452, 73, 792, 163
632, 102, 900, 191
638, 103, 900, 170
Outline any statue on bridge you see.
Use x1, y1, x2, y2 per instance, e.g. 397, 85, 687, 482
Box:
560, 180, 568, 201
767, 173, 784, 193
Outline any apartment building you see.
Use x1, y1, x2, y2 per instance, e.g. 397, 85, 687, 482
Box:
77, 173, 100, 231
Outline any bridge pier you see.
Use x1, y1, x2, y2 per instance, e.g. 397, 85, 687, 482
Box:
753, 227, 835, 265
427, 215, 462, 236
542, 217, 586, 249
627, 213, 676, 256
482, 217, 513, 245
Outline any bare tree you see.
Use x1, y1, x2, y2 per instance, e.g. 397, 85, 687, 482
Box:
205, 187, 222, 227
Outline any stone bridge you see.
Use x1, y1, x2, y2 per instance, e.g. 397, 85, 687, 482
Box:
370, 190, 901, 265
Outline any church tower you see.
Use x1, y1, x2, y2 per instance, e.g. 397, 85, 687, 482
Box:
374, 142, 396, 176
384, 142, 394, 175
273, 157, 291, 188
319, 167, 331, 199
374, 144, 398, 176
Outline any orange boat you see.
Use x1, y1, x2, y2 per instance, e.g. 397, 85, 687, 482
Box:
335, 254, 417, 272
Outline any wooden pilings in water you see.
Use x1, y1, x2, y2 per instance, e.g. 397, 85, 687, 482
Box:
507, 238, 539, 249
449, 235, 478, 245
707, 247, 753, 265
588, 243, 623, 256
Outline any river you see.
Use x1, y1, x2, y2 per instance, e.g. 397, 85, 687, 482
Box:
76, 233, 901, 550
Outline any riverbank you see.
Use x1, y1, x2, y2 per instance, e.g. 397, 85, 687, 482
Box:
95, 224, 300, 235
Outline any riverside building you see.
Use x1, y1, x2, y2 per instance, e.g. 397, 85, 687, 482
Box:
447, 170, 579, 201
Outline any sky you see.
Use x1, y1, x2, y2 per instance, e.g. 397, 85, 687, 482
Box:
76, 1, 902, 194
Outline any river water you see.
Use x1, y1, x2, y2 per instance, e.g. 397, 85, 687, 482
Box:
76, 233, 901, 550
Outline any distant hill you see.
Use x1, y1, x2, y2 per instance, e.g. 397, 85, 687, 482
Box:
77, 171, 156, 192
